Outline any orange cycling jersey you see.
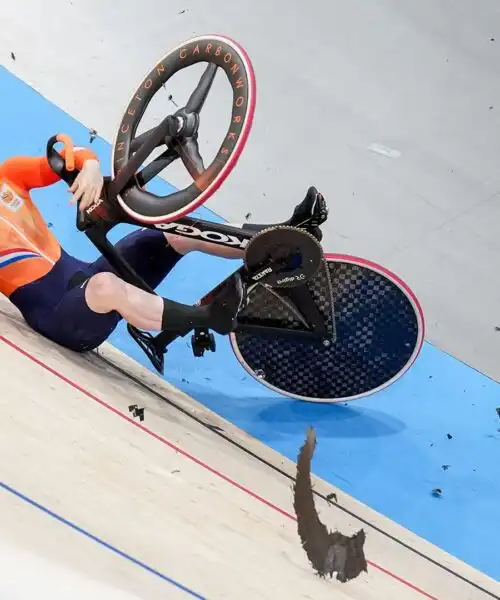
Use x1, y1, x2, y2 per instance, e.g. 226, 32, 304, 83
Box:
0, 148, 97, 297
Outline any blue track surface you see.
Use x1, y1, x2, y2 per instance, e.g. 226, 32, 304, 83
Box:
1, 66, 499, 580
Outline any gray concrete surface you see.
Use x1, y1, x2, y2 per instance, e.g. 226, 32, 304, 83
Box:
2, 0, 500, 378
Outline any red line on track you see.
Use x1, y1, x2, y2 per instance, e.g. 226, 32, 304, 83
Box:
0, 334, 439, 600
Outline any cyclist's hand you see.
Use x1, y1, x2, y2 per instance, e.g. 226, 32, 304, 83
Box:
69, 159, 104, 211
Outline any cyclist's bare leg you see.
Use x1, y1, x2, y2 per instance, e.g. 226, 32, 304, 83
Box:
85, 273, 168, 330
85, 269, 243, 335
163, 231, 244, 258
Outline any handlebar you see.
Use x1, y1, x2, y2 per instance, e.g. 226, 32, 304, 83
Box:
46, 134, 88, 232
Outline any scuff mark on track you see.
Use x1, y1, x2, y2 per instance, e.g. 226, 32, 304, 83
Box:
293, 427, 367, 582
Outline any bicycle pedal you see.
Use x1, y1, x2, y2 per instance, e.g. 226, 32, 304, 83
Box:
191, 329, 216, 357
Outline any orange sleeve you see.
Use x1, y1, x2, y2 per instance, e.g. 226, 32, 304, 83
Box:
0, 147, 99, 193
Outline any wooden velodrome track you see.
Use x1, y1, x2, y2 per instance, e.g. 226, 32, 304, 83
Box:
0, 298, 497, 599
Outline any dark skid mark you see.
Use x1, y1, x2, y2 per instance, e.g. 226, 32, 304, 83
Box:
293, 427, 367, 582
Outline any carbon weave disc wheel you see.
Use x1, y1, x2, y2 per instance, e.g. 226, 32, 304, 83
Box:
111, 35, 256, 224
230, 254, 425, 403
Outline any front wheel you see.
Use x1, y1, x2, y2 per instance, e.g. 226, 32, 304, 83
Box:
230, 254, 424, 403
110, 35, 256, 225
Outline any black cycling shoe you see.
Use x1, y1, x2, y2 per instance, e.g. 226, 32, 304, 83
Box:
206, 273, 246, 335
241, 186, 328, 241
287, 186, 328, 241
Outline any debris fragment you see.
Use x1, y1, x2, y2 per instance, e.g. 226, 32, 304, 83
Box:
496, 407, 500, 418
491, 37, 496, 42
244, 212, 252, 220
178, 8, 187, 14
431, 488, 442, 498
446, 433, 453, 440
10, 52, 15, 61
326, 492, 338, 505
441, 465, 450, 471
89, 128, 97, 143
168, 94, 179, 107
489, 105, 494, 110
128, 404, 145, 422
47, 222, 53, 228
293, 427, 367, 582
171, 469, 180, 474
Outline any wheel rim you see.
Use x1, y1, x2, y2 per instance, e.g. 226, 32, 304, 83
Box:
111, 35, 257, 223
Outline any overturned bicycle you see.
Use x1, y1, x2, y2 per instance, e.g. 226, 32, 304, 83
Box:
47, 34, 424, 404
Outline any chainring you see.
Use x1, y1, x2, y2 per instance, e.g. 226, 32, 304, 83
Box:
244, 225, 323, 288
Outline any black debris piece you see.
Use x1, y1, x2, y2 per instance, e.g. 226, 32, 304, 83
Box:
431, 488, 442, 498
89, 128, 97, 143
10, 52, 15, 61
326, 492, 338, 505
496, 407, 500, 418
171, 469, 180, 474
128, 404, 145, 422
168, 94, 179, 107
446, 433, 453, 440
495, 326, 500, 331
441, 465, 450, 471
178, 8, 187, 14
244, 212, 251, 220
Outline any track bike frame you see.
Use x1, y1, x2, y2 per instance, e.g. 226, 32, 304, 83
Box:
46, 136, 330, 374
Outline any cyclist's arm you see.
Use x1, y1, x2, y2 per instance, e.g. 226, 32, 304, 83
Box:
0, 147, 99, 192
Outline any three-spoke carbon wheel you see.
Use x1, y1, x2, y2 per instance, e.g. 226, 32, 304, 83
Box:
111, 35, 256, 223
